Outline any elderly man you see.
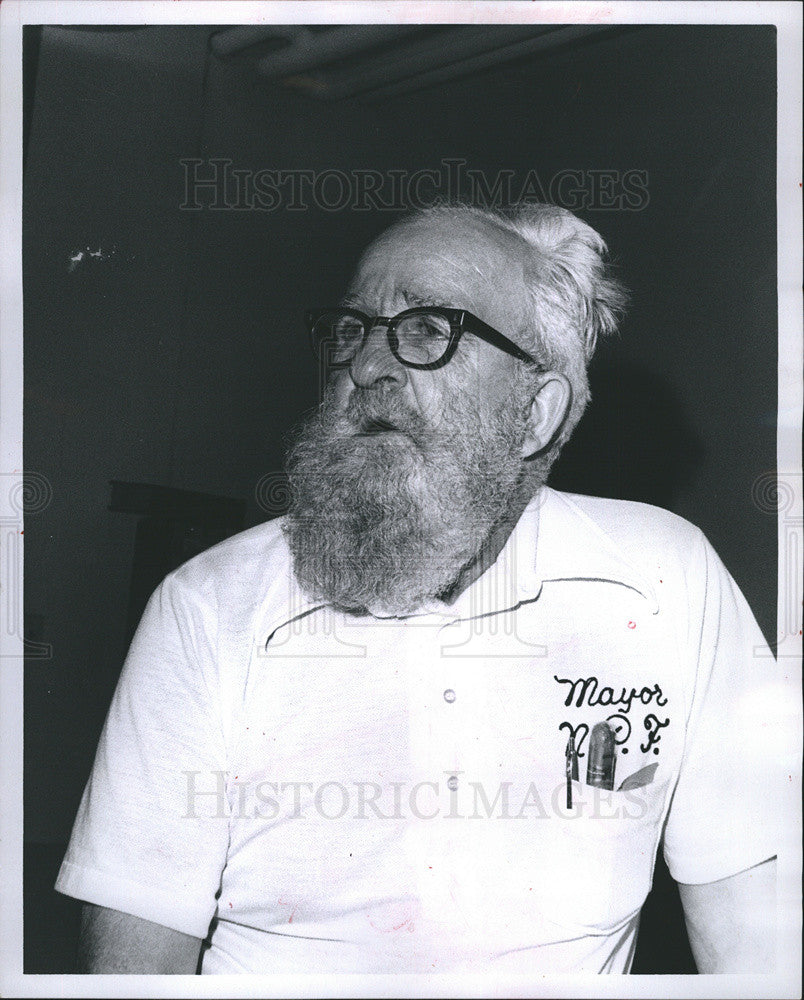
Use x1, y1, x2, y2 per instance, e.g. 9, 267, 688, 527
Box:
57, 203, 778, 975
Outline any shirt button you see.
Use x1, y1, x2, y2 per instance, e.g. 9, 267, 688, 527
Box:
443, 689, 456, 703
447, 775, 459, 791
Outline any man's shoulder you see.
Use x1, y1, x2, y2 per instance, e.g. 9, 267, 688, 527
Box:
544, 488, 705, 561
168, 517, 291, 597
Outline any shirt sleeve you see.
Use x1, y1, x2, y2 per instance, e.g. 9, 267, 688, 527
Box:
55, 569, 231, 938
662, 530, 784, 885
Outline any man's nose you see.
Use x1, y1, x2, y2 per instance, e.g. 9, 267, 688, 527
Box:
348, 324, 408, 389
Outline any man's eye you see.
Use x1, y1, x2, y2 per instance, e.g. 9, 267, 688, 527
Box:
421, 319, 450, 339
334, 319, 363, 342
399, 314, 450, 340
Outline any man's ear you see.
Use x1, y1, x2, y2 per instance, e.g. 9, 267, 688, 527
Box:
520, 373, 573, 459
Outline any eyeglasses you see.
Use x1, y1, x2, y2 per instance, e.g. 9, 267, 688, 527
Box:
306, 306, 541, 372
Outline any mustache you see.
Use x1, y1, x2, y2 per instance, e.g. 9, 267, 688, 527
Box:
360, 418, 399, 434
336, 389, 431, 439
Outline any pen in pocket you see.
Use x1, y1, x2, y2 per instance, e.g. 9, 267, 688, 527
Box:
586, 721, 616, 791
565, 732, 579, 808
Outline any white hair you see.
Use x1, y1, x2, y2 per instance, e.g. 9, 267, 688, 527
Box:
411, 202, 629, 473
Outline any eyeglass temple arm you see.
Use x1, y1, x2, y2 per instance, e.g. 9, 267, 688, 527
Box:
461, 312, 541, 367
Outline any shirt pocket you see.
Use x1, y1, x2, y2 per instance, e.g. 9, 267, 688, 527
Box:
530, 778, 668, 933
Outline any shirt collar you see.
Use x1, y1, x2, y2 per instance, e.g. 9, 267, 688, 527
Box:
258, 545, 324, 649
441, 486, 659, 620
259, 486, 659, 642
530, 487, 659, 613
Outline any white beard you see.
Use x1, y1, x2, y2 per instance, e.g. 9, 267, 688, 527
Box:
282, 380, 538, 616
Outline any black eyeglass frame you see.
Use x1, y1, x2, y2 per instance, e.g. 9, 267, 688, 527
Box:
306, 306, 541, 372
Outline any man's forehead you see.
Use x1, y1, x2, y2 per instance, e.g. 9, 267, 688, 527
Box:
348, 214, 529, 315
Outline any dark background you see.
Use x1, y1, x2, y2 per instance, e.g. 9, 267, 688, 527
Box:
22, 23, 777, 974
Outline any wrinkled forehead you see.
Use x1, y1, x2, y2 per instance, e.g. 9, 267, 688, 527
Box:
347, 214, 531, 331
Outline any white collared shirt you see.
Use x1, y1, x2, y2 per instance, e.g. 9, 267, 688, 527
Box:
56, 488, 781, 973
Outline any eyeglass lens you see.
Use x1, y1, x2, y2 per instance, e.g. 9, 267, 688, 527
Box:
313, 311, 453, 366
